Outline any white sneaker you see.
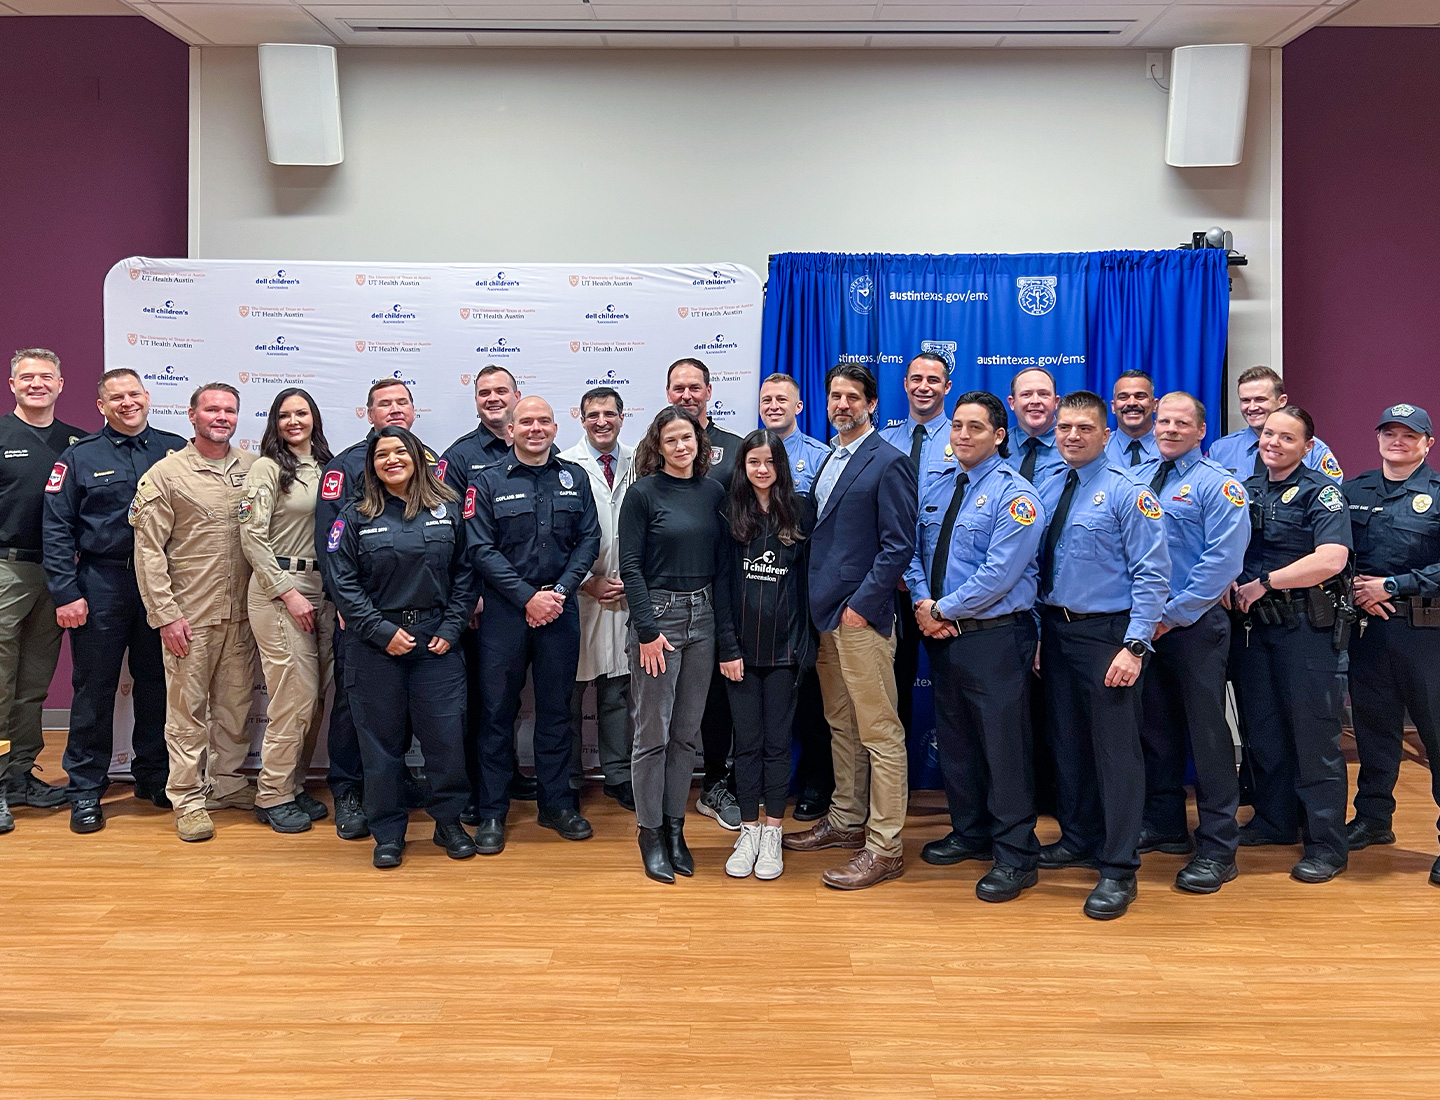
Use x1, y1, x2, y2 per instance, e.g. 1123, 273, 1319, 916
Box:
755, 824, 784, 880
725, 823, 763, 878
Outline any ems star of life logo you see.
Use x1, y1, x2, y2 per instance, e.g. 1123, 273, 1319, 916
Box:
1017, 276, 1057, 317
127, 333, 138, 346
239, 306, 250, 317
569, 275, 580, 287
677, 307, 689, 318
848, 275, 874, 315
570, 341, 581, 353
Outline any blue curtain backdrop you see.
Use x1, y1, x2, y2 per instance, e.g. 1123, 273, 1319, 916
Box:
760, 249, 1230, 789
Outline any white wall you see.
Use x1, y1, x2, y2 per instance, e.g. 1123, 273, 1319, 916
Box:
191, 45, 1278, 382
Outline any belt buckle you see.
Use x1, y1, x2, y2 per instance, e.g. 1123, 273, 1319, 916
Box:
400, 609, 419, 627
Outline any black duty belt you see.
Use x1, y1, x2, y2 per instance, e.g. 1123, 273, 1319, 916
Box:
386, 608, 436, 627
276, 557, 319, 572
0, 547, 43, 564
1040, 606, 1126, 623
951, 611, 1021, 634
81, 552, 134, 570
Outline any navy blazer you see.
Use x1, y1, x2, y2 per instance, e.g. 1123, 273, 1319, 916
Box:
807, 430, 919, 636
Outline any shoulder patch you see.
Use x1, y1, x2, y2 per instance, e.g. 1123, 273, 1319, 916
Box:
238, 498, 252, 523
326, 518, 345, 552
1137, 490, 1163, 520
435, 458, 448, 481
1320, 453, 1343, 479
44, 462, 67, 494
1318, 484, 1344, 512
321, 468, 344, 501
464, 485, 477, 519
1008, 496, 1037, 525
1221, 479, 1246, 508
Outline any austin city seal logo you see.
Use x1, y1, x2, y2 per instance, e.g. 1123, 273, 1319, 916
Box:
1017, 276, 1058, 317
848, 275, 874, 315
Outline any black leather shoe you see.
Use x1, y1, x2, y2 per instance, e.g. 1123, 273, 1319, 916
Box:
1039, 841, 1098, 869
294, 790, 328, 822
334, 789, 370, 840
402, 769, 432, 809
460, 798, 481, 826
921, 832, 994, 866
70, 796, 105, 834
509, 770, 538, 801
1430, 855, 1440, 887
254, 801, 313, 834
8, 770, 67, 808
663, 815, 694, 876
793, 790, 831, 822
538, 806, 593, 840
1237, 824, 1298, 847
1083, 876, 1138, 920
434, 820, 477, 859
1345, 817, 1396, 851
373, 841, 405, 869
1174, 857, 1238, 894
1291, 856, 1346, 883
133, 779, 172, 809
975, 865, 1038, 903
638, 826, 675, 883
603, 782, 636, 811
1138, 828, 1194, 855
474, 817, 506, 855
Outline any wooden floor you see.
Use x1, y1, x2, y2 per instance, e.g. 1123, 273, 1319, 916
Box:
4, 736, 1440, 1100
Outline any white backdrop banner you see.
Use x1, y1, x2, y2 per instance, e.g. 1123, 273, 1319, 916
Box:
102, 257, 762, 776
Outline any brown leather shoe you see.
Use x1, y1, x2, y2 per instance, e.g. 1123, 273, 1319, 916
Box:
821, 848, 905, 890
782, 818, 865, 852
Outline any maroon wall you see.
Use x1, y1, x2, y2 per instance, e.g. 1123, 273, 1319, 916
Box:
1283, 27, 1440, 475
1, 15, 188, 708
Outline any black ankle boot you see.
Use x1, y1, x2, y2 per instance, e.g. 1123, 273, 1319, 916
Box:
638, 826, 675, 884
664, 815, 694, 877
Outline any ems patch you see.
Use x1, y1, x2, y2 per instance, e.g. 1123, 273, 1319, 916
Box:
1320, 453, 1343, 479
1413, 494, 1433, 514
1137, 490, 1163, 520
1318, 485, 1344, 513
464, 486, 477, 519
1009, 497, 1037, 525
44, 462, 67, 494
238, 499, 252, 523
435, 459, 448, 481
1222, 480, 1246, 508
1281, 486, 1300, 504
559, 468, 574, 489
326, 518, 345, 552
321, 469, 344, 500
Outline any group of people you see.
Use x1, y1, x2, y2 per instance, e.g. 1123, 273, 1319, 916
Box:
2, 346, 1437, 919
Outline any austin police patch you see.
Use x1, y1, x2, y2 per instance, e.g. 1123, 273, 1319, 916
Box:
463, 486, 477, 519
44, 462, 66, 494
559, 468, 574, 489
1222, 480, 1246, 508
1414, 494, 1434, 514
1320, 454, 1343, 478
321, 468, 344, 500
326, 518, 344, 552
1137, 490, 1163, 519
1318, 485, 1344, 512
1009, 497, 1037, 525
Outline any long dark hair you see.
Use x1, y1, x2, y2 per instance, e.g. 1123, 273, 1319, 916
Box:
358, 426, 455, 520
260, 387, 333, 494
634, 405, 711, 479
728, 429, 804, 546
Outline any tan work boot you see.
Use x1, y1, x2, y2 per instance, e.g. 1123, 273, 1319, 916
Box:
205, 782, 257, 811
177, 808, 215, 842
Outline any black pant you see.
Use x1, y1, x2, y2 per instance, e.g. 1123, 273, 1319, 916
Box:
345, 631, 469, 845
1042, 609, 1146, 879
925, 616, 1040, 871
894, 589, 920, 737
326, 624, 364, 796
1140, 605, 1240, 861
1230, 611, 1348, 865
791, 666, 833, 799
476, 596, 581, 819
699, 665, 733, 792
62, 560, 168, 795
1349, 613, 1440, 837
726, 664, 799, 821
460, 626, 483, 801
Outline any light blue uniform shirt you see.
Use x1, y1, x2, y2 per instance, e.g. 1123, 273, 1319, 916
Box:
1208, 427, 1343, 483
1105, 429, 1159, 470
776, 428, 832, 494
1038, 455, 1172, 645
904, 451, 1046, 621
1135, 447, 1251, 628
812, 424, 873, 516
880, 414, 956, 495
1004, 424, 1067, 490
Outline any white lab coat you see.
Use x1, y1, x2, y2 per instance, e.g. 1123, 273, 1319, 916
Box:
559, 438, 636, 681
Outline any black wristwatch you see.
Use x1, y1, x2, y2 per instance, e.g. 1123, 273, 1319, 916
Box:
1383, 576, 1399, 596
1259, 571, 1274, 592
552, 584, 569, 598
1124, 640, 1148, 658
929, 603, 949, 623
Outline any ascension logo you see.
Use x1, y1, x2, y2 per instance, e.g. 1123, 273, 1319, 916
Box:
255, 336, 300, 356
693, 333, 739, 354
255, 268, 300, 288
1017, 276, 1058, 317
474, 337, 519, 356
692, 269, 737, 288
920, 340, 958, 371
585, 305, 630, 324
142, 365, 190, 387
474, 271, 520, 290
848, 275, 874, 315
142, 299, 189, 318
372, 303, 418, 324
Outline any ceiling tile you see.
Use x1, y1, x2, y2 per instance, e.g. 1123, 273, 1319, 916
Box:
866, 29, 1005, 41
154, 2, 339, 44
440, 3, 599, 16
1132, 4, 1314, 45
589, 4, 738, 18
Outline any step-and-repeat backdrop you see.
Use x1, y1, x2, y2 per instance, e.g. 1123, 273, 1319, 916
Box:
102, 257, 762, 774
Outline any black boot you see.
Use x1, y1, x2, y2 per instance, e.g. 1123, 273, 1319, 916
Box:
664, 815, 694, 877
638, 826, 675, 884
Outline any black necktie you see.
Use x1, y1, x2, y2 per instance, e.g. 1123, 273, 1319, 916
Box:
1020, 437, 1040, 482
1149, 459, 1175, 495
929, 472, 969, 600
1039, 469, 1079, 597
909, 424, 926, 471
1252, 446, 1265, 478
1127, 439, 1143, 467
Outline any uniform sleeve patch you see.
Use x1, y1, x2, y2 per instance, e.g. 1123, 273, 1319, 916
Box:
1137, 490, 1163, 519
44, 462, 67, 493
435, 458, 448, 481
1222, 479, 1246, 508
1318, 484, 1344, 512
238, 498, 253, 523
326, 518, 345, 552
321, 468, 344, 500
1008, 496, 1037, 525
1320, 453, 1343, 478
463, 485, 477, 520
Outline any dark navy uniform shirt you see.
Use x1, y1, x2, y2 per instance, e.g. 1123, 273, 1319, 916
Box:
41, 422, 187, 605
1, 411, 83, 552
1344, 464, 1440, 597
705, 421, 745, 489
1240, 465, 1353, 582
464, 450, 601, 611
439, 423, 511, 498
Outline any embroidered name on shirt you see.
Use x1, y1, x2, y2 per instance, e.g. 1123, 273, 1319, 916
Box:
496, 493, 526, 503
359, 526, 389, 536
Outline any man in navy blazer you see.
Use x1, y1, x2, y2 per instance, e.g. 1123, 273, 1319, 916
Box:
784, 363, 918, 889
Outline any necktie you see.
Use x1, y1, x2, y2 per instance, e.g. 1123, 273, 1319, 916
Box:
1020, 437, 1041, 482
599, 451, 615, 489
929, 472, 969, 600
1149, 459, 1175, 495
909, 424, 926, 471
1039, 469, 1079, 597
1127, 439, 1143, 467
1252, 446, 1265, 478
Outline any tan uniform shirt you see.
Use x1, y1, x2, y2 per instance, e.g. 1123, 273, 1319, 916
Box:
239, 454, 321, 599
130, 442, 256, 628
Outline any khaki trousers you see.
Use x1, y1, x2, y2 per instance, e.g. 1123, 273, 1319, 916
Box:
816, 619, 908, 858
0, 560, 62, 782
162, 618, 256, 815
248, 573, 335, 808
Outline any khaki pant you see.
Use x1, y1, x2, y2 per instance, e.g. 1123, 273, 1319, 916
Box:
162, 618, 256, 815
0, 560, 62, 782
816, 619, 908, 858
248, 573, 334, 808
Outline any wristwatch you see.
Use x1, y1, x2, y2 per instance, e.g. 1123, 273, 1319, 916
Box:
1259, 572, 1274, 592
1124, 640, 1148, 658
552, 584, 569, 598
1383, 577, 1399, 596
929, 603, 950, 623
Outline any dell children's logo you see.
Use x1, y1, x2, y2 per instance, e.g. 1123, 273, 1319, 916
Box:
143, 300, 189, 318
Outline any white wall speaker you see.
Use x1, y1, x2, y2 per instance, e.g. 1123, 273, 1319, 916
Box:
258, 44, 344, 166
1165, 44, 1251, 168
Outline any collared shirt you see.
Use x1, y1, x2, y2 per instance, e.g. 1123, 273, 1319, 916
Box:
1240, 465, 1353, 581
240, 454, 323, 600
1344, 465, 1440, 596
812, 424, 875, 516
41, 421, 186, 606
440, 423, 511, 496
1105, 429, 1159, 469
1037, 455, 1171, 644
1004, 424, 1067, 490
1136, 447, 1250, 628
1209, 427, 1344, 483
904, 451, 1045, 621
776, 428, 832, 494
704, 420, 745, 488
880, 414, 955, 495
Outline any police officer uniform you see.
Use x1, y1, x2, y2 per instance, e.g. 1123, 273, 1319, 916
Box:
1231, 463, 1353, 875
326, 488, 475, 865
1343, 405, 1440, 877
777, 428, 832, 495
439, 422, 510, 497
1037, 456, 1170, 917
904, 451, 1046, 898
465, 450, 601, 843
1210, 427, 1344, 483
704, 420, 744, 490
1007, 425, 1067, 490
1135, 449, 1250, 889
42, 420, 185, 826
1105, 429, 1159, 470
